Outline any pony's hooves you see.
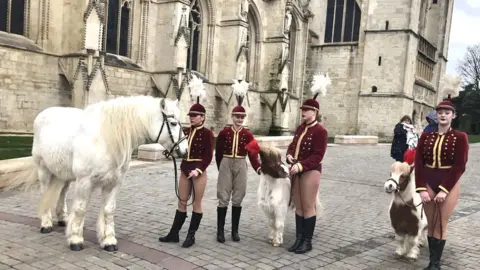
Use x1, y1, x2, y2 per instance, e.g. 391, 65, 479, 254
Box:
40, 227, 53, 234
69, 243, 84, 251
104, 245, 118, 252
57, 221, 66, 227
272, 243, 281, 247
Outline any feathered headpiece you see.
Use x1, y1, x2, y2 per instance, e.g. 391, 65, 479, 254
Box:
310, 73, 331, 99
232, 79, 249, 106
439, 73, 461, 100
435, 73, 461, 112
188, 74, 206, 104
187, 74, 207, 116
300, 72, 331, 111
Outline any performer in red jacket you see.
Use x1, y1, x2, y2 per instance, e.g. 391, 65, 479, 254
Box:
159, 74, 214, 248
215, 80, 261, 243
286, 73, 330, 254
415, 74, 469, 269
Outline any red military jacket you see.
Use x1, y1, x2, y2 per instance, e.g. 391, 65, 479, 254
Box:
415, 128, 469, 193
182, 125, 214, 175
215, 126, 261, 173
286, 121, 328, 172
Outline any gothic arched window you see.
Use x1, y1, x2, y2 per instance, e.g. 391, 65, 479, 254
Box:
245, 7, 260, 84
324, 0, 361, 43
0, 0, 27, 35
105, 0, 131, 56
187, 0, 201, 71
288, 16, 297, 94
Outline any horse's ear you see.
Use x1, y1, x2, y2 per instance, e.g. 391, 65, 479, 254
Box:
409, 165, 415, 175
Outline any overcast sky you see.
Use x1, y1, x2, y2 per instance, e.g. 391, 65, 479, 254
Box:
446, 0, 480, 75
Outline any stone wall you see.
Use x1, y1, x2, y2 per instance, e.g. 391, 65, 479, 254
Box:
0, 47, 70, 133
305, 44, 362, 136
104, 65, 152, 98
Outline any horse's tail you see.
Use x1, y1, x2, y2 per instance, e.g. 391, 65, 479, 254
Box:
0, 158, 40, 192
38, 178, 65, 218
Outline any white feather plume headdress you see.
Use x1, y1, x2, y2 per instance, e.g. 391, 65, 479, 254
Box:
310, 73, 331, 99
188, 73, 206, 104
439, 73, 461, 100
231, 79, 249, 105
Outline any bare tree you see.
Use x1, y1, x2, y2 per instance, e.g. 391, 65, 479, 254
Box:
457, 44, 480, 90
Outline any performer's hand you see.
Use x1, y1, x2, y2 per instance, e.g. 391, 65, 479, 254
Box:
289, 164, 299, 175
434, 191, 447, 203
188, 170, 199, 179
287, 155, 294, 164
420, 191, 431, 204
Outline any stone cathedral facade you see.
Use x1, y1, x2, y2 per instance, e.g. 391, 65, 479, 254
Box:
0, 0, 453, 140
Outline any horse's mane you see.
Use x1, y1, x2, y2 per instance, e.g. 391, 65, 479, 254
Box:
259, 146, 289, 179
92, 95, 161, 167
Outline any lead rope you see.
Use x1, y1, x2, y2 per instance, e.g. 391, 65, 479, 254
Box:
162, 133, 195, 207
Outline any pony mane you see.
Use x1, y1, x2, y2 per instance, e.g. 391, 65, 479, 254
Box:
259, 146, 289, 179
94, 96, 161, 167
391, 161, 412, 176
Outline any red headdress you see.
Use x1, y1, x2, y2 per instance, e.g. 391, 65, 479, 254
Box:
300, 73, 331, 111
245, 138, 261, 156
187, 74, 207, 116
403, 148, 416, 166
436, 73, 461, 112
231, 79, 249, 116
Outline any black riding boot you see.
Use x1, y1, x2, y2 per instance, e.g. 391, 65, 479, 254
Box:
295, 216, 316, 254
217, 207, 227, 243
424, 236, 434, 269
182, 212, 203, 248
231, 206, 242, 242
288, 214, 304, 252
159, 210, 187, 243
424, 238, 446, 270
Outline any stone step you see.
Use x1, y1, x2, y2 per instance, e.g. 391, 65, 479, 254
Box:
334, 135, 378, 145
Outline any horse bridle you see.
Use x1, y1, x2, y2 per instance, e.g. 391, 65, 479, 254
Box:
386, 169, 425, 220
155, 111, 187, 158
154, 111, 195, 206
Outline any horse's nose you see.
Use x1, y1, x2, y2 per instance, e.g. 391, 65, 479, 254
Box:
389, 184, 393, 189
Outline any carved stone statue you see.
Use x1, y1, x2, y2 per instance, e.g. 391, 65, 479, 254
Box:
240, 0, 249, 20
284, 8, 292, 36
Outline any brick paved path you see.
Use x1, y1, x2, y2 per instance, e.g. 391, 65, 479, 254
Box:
0, 143, 479, 269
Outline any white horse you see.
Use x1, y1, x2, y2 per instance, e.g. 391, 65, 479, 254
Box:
256, 146, 322, 247
384, 162, 427, 261
0, 96, 188, 252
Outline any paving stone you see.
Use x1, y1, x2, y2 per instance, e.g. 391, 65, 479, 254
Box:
0, 144, 479, 269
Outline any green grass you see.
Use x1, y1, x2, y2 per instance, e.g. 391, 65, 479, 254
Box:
0, 136, 33, 160
468, 134, 480, 144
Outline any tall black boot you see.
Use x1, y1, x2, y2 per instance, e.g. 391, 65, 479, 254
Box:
288, 214, 304, 252
424, 238, 446, 270
159, 210, 187, 243
182, 212, 203, 248
424, 236, 434, 269
295, 216, 316, 254
231, 206, 242, 242
217, 207, 227, 243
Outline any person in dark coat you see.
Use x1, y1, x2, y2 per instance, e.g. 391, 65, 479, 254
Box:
390, 115, 412, 162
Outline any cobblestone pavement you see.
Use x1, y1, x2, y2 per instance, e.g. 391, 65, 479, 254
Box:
0, 143, 479, 270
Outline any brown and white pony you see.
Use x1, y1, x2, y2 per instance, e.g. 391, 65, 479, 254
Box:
246, 142, 322, 247
384, 161, 427, 261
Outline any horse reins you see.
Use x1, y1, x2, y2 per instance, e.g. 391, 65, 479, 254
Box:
156, 112, 195, 207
